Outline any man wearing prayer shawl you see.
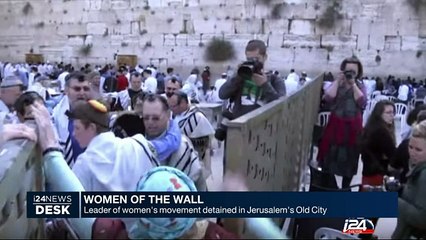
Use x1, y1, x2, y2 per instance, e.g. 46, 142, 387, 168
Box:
109, 71, 143, 111
142, 94, 206, 191
52, 72, 91, 166
168, 91, 215, 179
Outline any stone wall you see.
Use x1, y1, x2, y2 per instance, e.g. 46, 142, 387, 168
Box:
0, 0, 425, 78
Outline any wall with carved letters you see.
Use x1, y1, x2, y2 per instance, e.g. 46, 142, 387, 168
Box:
0, 0, 425, 78
222, 74, 321, 236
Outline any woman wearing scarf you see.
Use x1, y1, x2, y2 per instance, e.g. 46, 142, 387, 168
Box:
317, 57, 367, 190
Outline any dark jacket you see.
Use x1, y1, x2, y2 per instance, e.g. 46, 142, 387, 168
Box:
218, 73, 286, 119
361, 126, 396, 176
389, 139, 410, 184
392, 161, 426, 239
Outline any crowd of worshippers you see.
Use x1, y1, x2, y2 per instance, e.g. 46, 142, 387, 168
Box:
0, 81, 249, 238
0, 85, 288, 239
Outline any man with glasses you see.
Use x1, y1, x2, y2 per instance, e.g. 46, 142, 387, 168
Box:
143, 94, 206, 191
52, 71, 92, 166
168, 91, 215, 181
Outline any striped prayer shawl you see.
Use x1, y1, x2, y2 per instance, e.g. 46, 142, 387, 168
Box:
132, 137, 160, 167
177, 106, 214, 179
164, 136, 206, 191
52, 96, 76, 167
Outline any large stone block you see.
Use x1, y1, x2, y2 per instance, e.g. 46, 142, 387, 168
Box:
369, 34, 385, 51
87, 0, 102, 11
264, 18, 289, 35
384, 35, 401, 51
420, 37, 426, 50
110, 0, 131, 10
87, 23, 107, 35
321, 35, 358, 50
57, 24, 88, 36
398, 19, 420, 36
234, 18, 263, 34
419, 19, 426, 37
402, 36, 421, 51
199, 0, 226, 6
282, 34, 321, 48
187, 34, 202, 46
224, 34, 255, 48
290, 19, 315, 35
193, 19, 234, 34
67, 36, 85, 46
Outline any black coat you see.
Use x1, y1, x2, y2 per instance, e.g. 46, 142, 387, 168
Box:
361, 126, 396, 176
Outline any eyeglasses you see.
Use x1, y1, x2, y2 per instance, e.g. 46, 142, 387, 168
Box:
71, 86, 91, 92
143, 115, 162, 121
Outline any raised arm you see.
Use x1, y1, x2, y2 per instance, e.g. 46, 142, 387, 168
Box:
31, 101, 95, 240
219, 76, 243, 100
149, 119, 182, 162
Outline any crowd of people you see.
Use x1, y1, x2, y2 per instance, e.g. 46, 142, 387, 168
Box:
1, 37, 424, 239
0, 39, 297, 239
316, 57, 426, 239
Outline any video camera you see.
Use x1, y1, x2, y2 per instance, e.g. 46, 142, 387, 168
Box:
343, 70, 356, 81
237, 59, 264, 78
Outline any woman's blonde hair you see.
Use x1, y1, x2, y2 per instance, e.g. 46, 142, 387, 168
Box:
412, 120, 426, 139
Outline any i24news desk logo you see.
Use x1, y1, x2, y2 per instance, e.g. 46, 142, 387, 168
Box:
342, 218, 375, 234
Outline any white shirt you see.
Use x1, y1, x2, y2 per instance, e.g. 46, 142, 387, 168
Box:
285, 78, 299, 96
57, 71, 69, 91
4, 63, 16, 78
0, 100, 10, 113
398, 85, 409, 101
210, 78, 227, 102
28, 72, 36, 87
143, 76, 157, 93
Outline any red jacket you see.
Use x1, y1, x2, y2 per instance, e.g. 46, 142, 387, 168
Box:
117, 75, 129, 92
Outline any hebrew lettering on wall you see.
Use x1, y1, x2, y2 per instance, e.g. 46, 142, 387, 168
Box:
226, 76, 321, 193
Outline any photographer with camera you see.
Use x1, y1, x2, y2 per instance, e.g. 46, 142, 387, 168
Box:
317, 57, 367, 190
218, 40, 285, 119
215, 39, 285, 175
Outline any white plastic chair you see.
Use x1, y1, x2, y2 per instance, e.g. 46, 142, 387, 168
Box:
370, 91, 381, 100
317, 112, 330, 127
387, 96, 397, 102
314, 227, 359, 239
394, 103, 408, 118
374, 95, 389, 101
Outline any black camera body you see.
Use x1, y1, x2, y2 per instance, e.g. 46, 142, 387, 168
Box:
344, 70, 356, 80
237, 59, 264, 78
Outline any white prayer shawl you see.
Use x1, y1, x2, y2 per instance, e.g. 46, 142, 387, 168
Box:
72, 132, 158, 231
52, 96, 75, 166
0, 100, 18, 123
72, 132, 159, 192
28, 82, 47, 101
165, 135, 206, 191
110, 88, 143, 111
0, 100, 10, 113
176, 106, 215, 179
176, 106, 215, 138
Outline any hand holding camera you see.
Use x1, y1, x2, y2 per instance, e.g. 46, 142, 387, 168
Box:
237, 58, 266, 86
343, 69, 356, 86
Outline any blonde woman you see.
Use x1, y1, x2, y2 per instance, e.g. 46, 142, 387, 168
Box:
392, 120, 426, 239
